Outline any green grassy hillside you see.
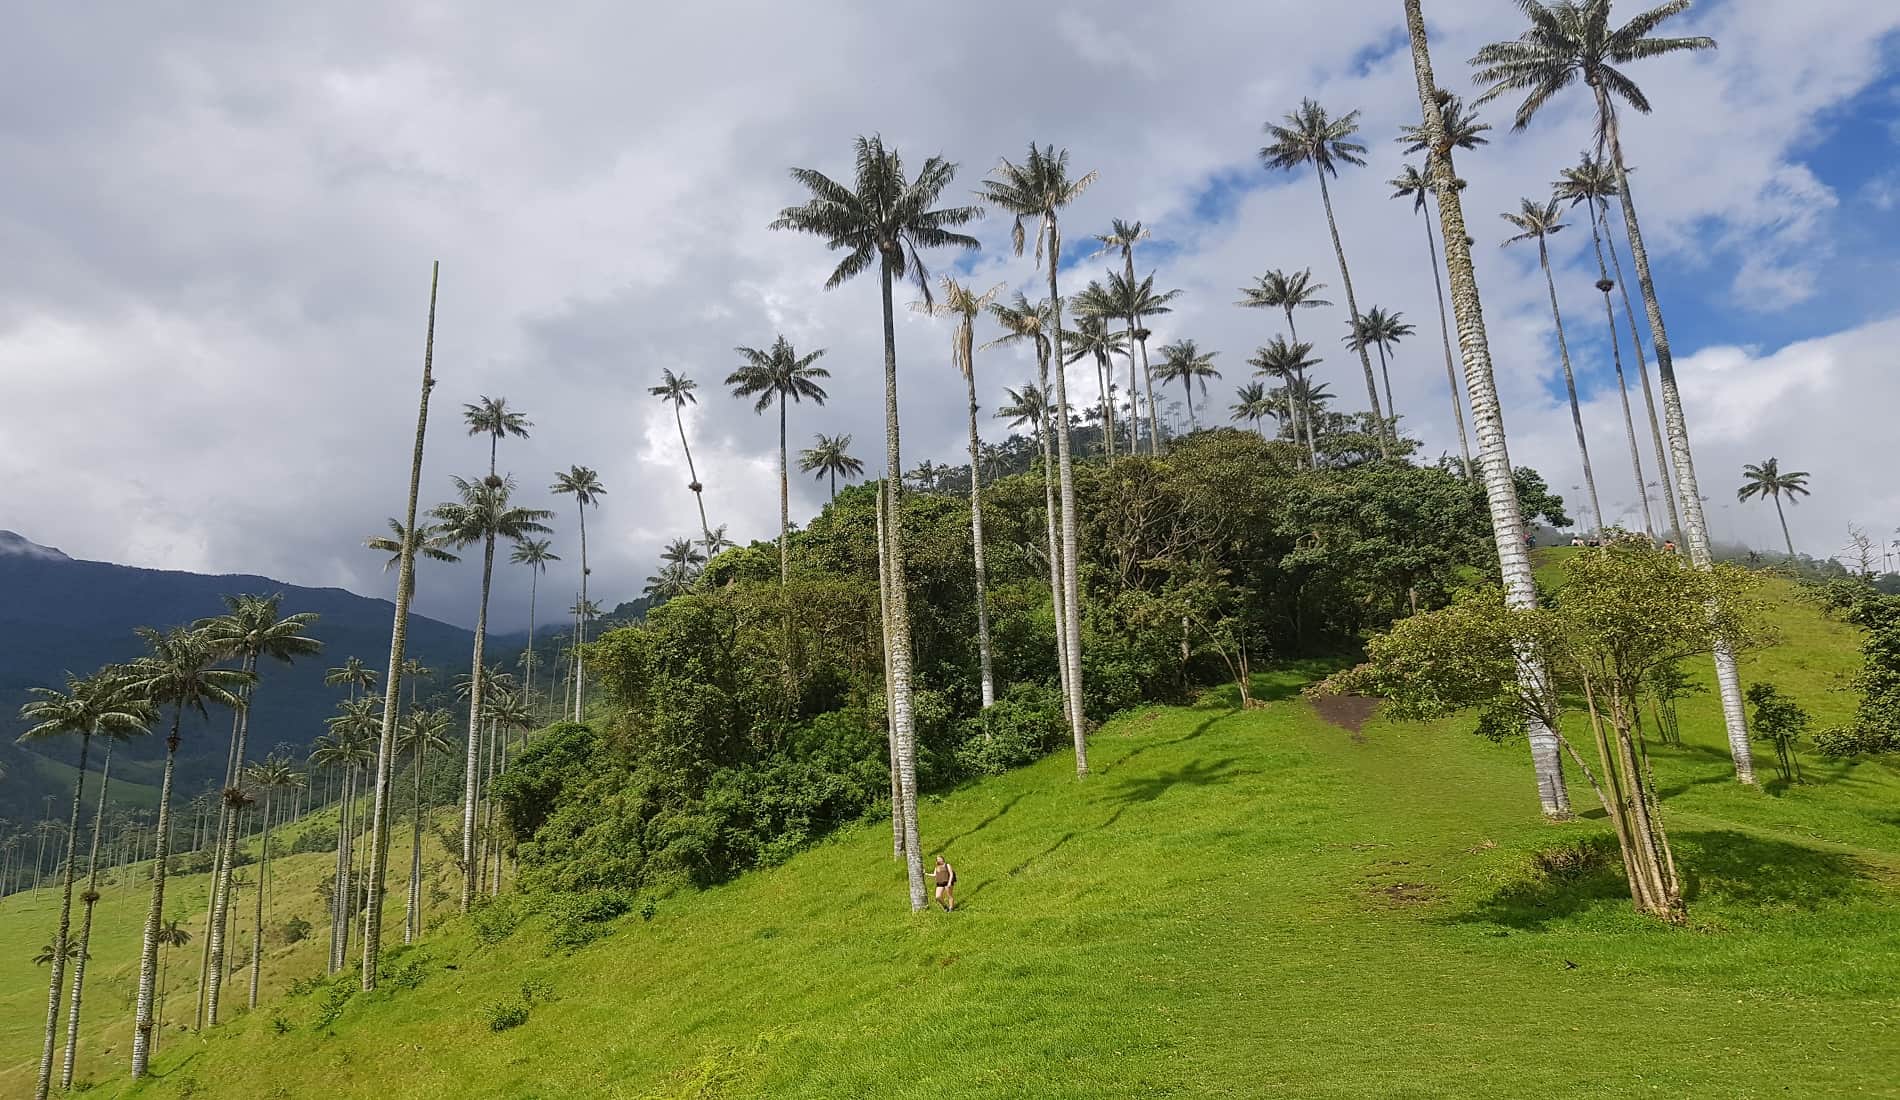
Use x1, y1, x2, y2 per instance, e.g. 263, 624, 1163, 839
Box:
6, 575, 1897, 1098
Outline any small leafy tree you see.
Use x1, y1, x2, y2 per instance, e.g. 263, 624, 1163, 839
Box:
1745, 682, 1808, 784
1643, 660, 1700, 747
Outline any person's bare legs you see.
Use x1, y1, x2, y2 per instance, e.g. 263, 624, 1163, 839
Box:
942, 883, 955, 911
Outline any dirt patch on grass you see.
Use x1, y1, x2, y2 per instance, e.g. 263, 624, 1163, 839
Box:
1370, 881, 1439, 906
1311, 694, 1379, 741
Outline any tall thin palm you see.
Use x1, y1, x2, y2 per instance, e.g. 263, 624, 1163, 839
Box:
1388, 163, 1475, 476
1344, 307, 1414, 431
436, 475, 553, 911
1092, 219, 1153, 456
915, 275, 1005, 707
549, 466, 604, 723
1405, 0, 1570, 817
311, 703, 375, 971
1472, 0, 1748, 782
729, 336, 831, 589
1737, 458, 1810, 560
771, 134, 980, 910
1503, 197, 1604, 535
462, 395, 532, 484
394, 708, 452, 943
1153, 341, 1222, 431
1236, 269, 1329, 463
1230, 381, 1276, 439
1250, 338, 1323, 452
1103, 270, 1181, 455
798, 434, 865, 501
1064, 307, 1129, 460
241, 755, 295, 1009
119, 627, 252, 1078
1261, 100, 1389, 456
18, 671, 150, 1100
1556, 151, 1662, 538
509, 537, 560, 711
365, 519, 460, 603
151, 918, 190, 1058
978, 144, 1098, 767
650, 369, 716, 549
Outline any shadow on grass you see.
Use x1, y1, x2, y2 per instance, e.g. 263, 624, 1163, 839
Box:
1101, 712, 1227, 776
1451, 830, 1876, 931
936, 792, 1029, 851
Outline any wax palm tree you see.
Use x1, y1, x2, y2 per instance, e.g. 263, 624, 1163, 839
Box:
241, 756, 292, 1008
462, 395, 532, 485
324, 657, 378, 702
1404, 0, 1570, 816
435, 475, 553, 911
644, 560, 695, 602
1251, 338, 1323, 453
649, 369, 716, 549
1101, 270, 1182, 455
915, 275, 1006, 707
365, 519, 460, 603
548, 465, 603, 724
730, 337, 831, 591
509, 537, 560, 709
1092, 219, 1153, 456
1153, 341, 1222, 431
1503, 197, 1604, 536
1472, 1, 1750, 782
660, 537, 706, 576
1261, 100, 1389, 456
1737, 458, 1810, 560
312, 702, 375, 972
151, 917, 190, 1057
700, 524, 737, 558
799, 433, 865, 501
1064, 308, 1129, 459
18, 670, 151, 1100
771, 134, 980, 910
119, 626, 252, 1078
1555, 151, 1661, 537
1230, 381, 1276, 438
395, 708, 452, 943
480, 688, 536, 894
33, 939, 82, 966
1388, 164, 1475, 475
1344, 307, 1415, 432
1236, 269, 1329, 462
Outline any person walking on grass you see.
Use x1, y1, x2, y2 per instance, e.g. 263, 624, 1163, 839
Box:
932, 855, 957, 911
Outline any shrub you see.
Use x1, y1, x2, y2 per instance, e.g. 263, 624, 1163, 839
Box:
541, 889, 632, 951
482, 999, 530, 1032
269, 1011, 292, 1035
954, 684, 1066, 776
468, 896, 522, 945
289, 822, 337, 855
1532, 840, 1608, 883
313, 980, 354, 1031
280, 915, 312, 944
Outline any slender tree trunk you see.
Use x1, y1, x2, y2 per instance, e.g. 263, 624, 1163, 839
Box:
1181, 375, 1197, 430
573, 504, 589, 722
34, 733, 88, 1100
196, 701, 244, 1027
1285, 308, 1320, 462
248, 789, 271, 1009
204, 785, 243, 1023
525, 570, 539, 709
1603, 203, 1682, 547
60, 738, 112, 1089
964, 338, 997, 708
674, 403, 715, 552
406, 738, 424, 943
1773, 494, 1796, 560
1596, 82, 1754, 784
777, 396, 791, 589
1138, 333, 1161, 456
875, 483, 904, 860
461, 535, 495, 911
1536, 239, 1605, 535
362, 261, 438, 988
878, 260, 927, 911
1046, 221, 1089, 772
1317, 172, 1389, 456
1404, 2, 1570, 817
131, 715, 183, 1079
1422, 208, 1474, 476
1584, 201, 1655, 536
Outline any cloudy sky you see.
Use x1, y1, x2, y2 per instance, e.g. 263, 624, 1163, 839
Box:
4, 0, 1898, 631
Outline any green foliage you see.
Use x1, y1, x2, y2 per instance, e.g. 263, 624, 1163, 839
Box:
1813, 589, 1900, 757
481, 999, 530, 1032
280, 915, 312, 944
955, 685, 1067, 776
540, 889, 633, 951
1747, 682, 1810, 783
313, 978, 355, 1031
468, 896, 523, 945
288, 821, 337, 855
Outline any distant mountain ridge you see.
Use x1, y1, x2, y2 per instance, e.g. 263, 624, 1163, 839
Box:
0, 531, 476, 819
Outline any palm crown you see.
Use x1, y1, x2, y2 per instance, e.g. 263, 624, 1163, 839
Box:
1154, 341, 1221, 396
727, 337, 830, 412
1471, 0, 1717, 131
550, 466, 606, 510
1737, 458, 1809, 504
1345, 308, 1415, 353
510, 536, 559, 573
1260, 99, 1368, 178
911, 276, 1003, 380
995, 385, 1051, 433
1237, 268, 1331, 313
120, 627, 253, 725
433, 476, 556, 549
1397, 92, 1491, 158
1501, 197, 1567, 246
198, 593, 323, 671
365, 519, 460, 572
648, 368, 698, 409
983, 293, 1057, 361
976, 143, 1098, 264
799, 433, 863, 484
1552, 150, 1620, 212
18, 669, 154, 745
1250, 338, 1322, 383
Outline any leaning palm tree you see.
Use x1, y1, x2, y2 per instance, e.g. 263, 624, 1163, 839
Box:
1555, 151, 1661, 537
1404, 0, 1569, 818
1737, 458, 1810, 560
241, 756, 292, 1008
799, 433, 865, 501
434, 475, 553, 911
194, 594, 320, 1027
463, 395, 532, 484
1261, 100, 1388, 456
1092, 219, 1153, 456
729, 336, 831, 590
1344, 307, 1415, 432
1236, 269, 1329, 462
1472, 0, 1750, 783
649, 369, 716, 550
1229, 381, 1276, 439
1153, 340, 1222, 431
1502, 197, 1605, 537
914, 275, 1005, 707
1389, 163, 1477, 476
509, 537, 560, 709
119, 627, 252, 1078
18, 670, 151, 1100
549, 466, 604, 724
771, 134, 980, 911
394, 707, 451, 943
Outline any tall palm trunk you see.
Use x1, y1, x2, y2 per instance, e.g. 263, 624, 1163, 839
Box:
1138, 332, 1161, 455
60, 738, 113, 1089
572, 503, 589, 721
1604, 204, 1682, 546
405, 737, 424, 944
1373, 341, 1397, 430
1097, 351, 1117, 460
196, 700, 245, 1026
1404, 0, 1570, 817
329, 768, 353, 971
1594, 82, 1754, 783
461, 534, 495, 911
131, 712, 183, 1079
1045, 223, 1088, 772
1772, 493, 1796, 560
363, 261, 439, 987
1180, 374, 1198, 430
248, 787, 272, 1009
1316, 171, 1389, 457
1033, 400, 1075, 730
1421, 205, 1474, 475
673, 403, 715, 552
204, 782, 245, 1022
777, 395, 791, 588
525, 569, 540, 709
1283, 308, 1320, 462
1534, 237, 1604, 535
34, 733, 88, 1100
878, 258, 927, 910
1583, 200, 1655, 536
875, 483, 904, 861
963, 334, 997, 708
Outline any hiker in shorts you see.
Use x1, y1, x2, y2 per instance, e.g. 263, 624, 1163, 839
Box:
931, 855, 957, 911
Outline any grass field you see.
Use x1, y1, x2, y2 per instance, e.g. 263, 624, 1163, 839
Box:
4, 572, 1897, 1098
